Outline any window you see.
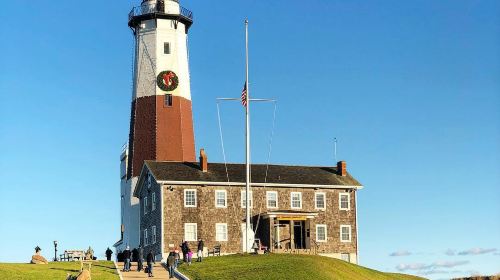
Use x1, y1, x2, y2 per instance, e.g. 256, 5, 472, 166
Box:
266, 191, 278, 208
144, 196, 148, 215
147, 174, 152, 189
315, 192, 326, 210
291, 192, 302, 209
152, 192, 156, 211
164, 42, 170, 54
184, 223, 197, 241
316, 224, 327, 242
241, 190, 253, 208
340, 225, 351, 242
184, 189, 196, 207
339, 193, 350, 210
152, 226, 157, 244
215, 223, 228, 241
215, 190, 227, 208
144, 229, 149, 246
340, 253, 350, 262
165, 94, 173, 107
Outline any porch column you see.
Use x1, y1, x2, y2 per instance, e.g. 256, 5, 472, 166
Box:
290, 220, 295, 249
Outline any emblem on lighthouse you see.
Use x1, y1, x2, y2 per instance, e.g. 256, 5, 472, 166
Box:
157, 70, 179, 91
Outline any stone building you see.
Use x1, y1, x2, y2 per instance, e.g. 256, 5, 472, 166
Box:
115, 0, 364, 265
134, 155, 362, 264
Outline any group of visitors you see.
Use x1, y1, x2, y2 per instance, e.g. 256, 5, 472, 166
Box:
122, 245, 156, 277
165, 238, 204, 279
119, 239, 205, 279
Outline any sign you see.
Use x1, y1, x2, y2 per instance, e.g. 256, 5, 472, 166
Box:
277, 216, 307, 221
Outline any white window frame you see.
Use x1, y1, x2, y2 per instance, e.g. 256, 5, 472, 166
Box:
315, 192, 326, 210
266, 191, 278, 209
240, 190, 253, 208
290, 192, 302, 209
144, 196, 148, 215
215, 190, 227, 208
152, 225, 157, 244
152, 192, 156, 211
316, 224, 327, 242
184, 189, 197, 208
144, 229, 149, 246
184, 223, 198, 242
215, 223, 228, 241
339, 193, 350, 210
340, 225, 352, 242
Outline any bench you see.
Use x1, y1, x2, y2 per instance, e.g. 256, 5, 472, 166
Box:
60, 250, 85, 261
207, 245, 221, 256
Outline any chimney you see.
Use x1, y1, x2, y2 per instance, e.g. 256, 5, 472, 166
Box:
337, 161, 347, 176
199, 149, 208, 172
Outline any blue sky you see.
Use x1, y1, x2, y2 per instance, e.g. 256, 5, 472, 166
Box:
0, 0, 498, 279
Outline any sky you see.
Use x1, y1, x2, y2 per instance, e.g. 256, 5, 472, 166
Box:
0, 0, 499, 279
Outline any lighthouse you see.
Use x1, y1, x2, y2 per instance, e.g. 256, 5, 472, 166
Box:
115, 0, 196, 253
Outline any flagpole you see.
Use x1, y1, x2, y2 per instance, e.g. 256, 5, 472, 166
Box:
244, 18, 251, 253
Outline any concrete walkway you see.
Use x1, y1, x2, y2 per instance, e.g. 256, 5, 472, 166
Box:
116, 262, 175, 280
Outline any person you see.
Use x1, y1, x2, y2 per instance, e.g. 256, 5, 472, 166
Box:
197, 238, 204, 262
105, 247, 113, 261
137, 246, 144, 272
167, 251, 176, 279
187, 249, 193, 266
123, 246, 131, 272
181, 240, 189, 263
174, 248, 180, 268
146, 251, 155, 277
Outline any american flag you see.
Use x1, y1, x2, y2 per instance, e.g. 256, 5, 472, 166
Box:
241, 82, 247, 107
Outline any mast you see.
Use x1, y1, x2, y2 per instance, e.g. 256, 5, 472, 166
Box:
244, 19, 251, 253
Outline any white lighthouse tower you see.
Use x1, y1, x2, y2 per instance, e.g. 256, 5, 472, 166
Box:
115, 0, 196, 255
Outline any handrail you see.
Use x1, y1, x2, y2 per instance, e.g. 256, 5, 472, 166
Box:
311, 239, 319, 255
128, 3, 193, 23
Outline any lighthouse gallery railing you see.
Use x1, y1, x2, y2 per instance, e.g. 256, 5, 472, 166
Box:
128, 4, 193, 23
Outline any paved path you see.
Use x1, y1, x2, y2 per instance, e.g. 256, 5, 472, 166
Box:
116, 262, 175, 280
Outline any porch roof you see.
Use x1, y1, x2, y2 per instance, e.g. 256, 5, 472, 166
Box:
262, 210, 319, 220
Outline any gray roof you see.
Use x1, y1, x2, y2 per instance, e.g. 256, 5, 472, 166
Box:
144, 161, 362, 187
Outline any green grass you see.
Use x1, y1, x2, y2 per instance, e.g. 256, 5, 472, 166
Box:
178, 254, 426, 280
0, 261, 119, 280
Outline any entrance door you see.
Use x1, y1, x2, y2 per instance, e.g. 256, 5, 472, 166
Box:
293, 221, 305, 249
241, 223, 255, 253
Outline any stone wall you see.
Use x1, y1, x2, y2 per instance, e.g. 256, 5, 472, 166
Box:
161, 184, 358, 258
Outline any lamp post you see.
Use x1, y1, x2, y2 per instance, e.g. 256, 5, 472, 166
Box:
53, 241, 58, 262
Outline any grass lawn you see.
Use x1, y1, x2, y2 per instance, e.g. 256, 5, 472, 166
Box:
178, 254, 426, 280
0, 261, 119, 280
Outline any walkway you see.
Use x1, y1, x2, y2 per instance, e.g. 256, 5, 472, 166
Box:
116, 262, 179, 280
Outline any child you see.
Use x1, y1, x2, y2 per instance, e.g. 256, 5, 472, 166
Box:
187, 249, 193, 266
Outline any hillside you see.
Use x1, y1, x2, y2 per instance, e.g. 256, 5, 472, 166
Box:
0, 261, 119, 280
178, 254, 425, 280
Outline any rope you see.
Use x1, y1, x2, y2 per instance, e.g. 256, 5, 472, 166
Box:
216, 101, 242, 238
253, 101, 278, 235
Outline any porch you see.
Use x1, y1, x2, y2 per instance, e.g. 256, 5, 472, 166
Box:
256, 211, 320, 254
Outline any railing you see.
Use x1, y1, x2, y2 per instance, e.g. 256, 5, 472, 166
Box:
128, 2, 193, 23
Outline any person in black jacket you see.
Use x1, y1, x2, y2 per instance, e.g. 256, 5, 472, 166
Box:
197, 239, 204, 262
105, 247, 113, 261
181, 240, 189, 263
146, 251, 155, 277
167, 251, 175, 279
123, 246, 131, 272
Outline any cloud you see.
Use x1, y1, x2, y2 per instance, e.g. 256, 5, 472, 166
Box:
445, 249, 456, 256
433, 261, 469, 268
458, 248, 497, 255
396, 260, 469, 271
390, 250, 412, 257
396, 263, 431, 271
